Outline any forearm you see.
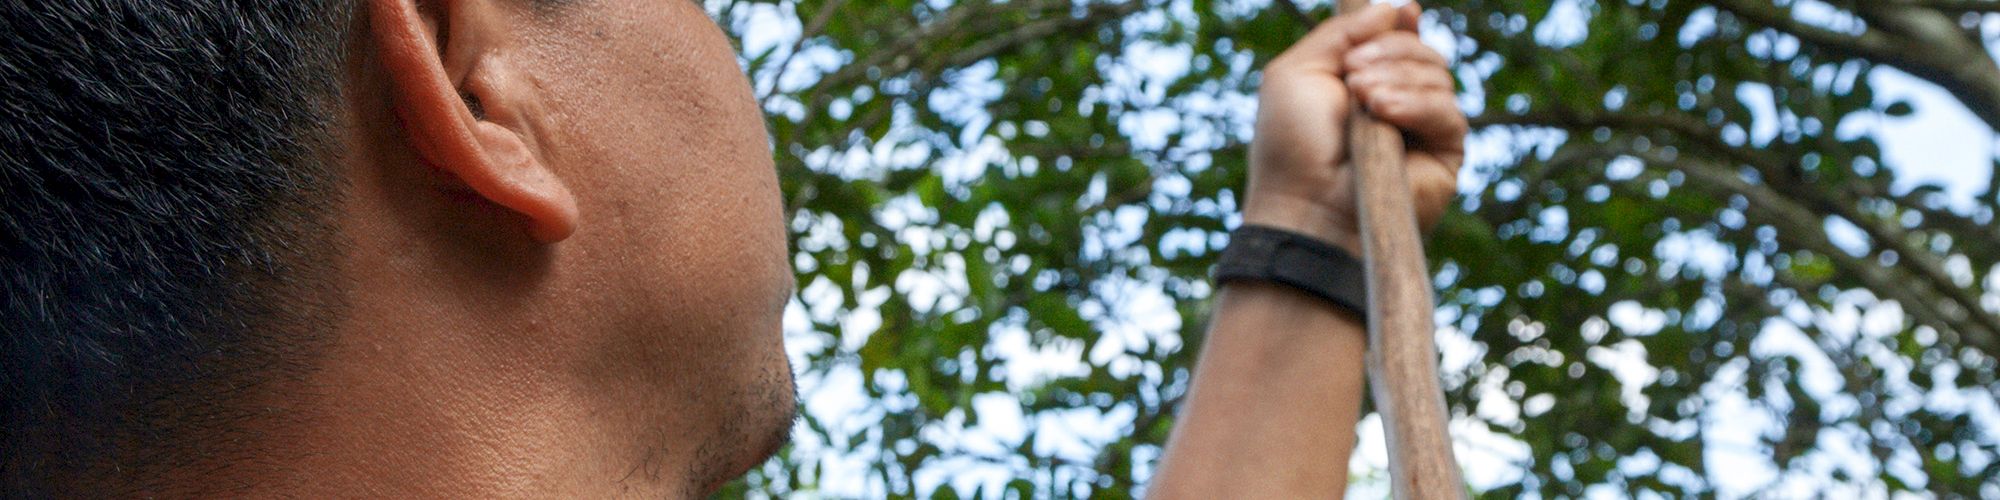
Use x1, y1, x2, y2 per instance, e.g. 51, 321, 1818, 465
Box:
1144, 4, 1458, 496
1148, 279, 1367, 499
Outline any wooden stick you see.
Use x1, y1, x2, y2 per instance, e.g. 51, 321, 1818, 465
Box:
1333, 0, 1466, 498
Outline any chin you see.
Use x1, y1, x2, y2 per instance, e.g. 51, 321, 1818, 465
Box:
693, 351, 798, 494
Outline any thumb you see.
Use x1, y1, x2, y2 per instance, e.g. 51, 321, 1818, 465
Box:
1283, 4, 1403, 74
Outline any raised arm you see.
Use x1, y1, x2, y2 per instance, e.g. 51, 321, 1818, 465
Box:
1148, 4, 1466, 498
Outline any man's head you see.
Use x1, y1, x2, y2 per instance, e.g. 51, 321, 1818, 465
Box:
2, 0, 796, 496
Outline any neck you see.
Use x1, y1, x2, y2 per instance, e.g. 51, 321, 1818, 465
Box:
227, 275, 709, 498
199, 192, 709, 497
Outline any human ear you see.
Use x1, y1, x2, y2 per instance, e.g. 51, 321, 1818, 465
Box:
368, 0, 578, 243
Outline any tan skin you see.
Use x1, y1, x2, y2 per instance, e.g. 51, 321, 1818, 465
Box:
205, 0, 1461, 497
250, 0, 793, 497
1153, 5, 1465, 498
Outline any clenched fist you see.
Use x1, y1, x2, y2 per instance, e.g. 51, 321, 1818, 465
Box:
1242, 3, 1466, 255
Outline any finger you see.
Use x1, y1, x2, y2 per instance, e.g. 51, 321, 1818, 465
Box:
1406, 154, 1461, 230
1344, 32, 1447, 71
1276, 4, 1403, 73
1346, 61, 1455, 101
1398, 2, 1422, 32
1359, 87, 1468, 154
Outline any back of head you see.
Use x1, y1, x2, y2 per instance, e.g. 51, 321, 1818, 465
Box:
1, 1, 353, 494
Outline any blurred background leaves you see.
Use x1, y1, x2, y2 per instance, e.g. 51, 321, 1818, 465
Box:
705, 0, 2000, 497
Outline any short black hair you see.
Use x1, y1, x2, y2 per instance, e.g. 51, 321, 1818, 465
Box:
1, 0, 355, 495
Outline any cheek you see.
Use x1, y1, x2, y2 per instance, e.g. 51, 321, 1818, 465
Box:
528, 12, 790, 311
509, 10, 798, 447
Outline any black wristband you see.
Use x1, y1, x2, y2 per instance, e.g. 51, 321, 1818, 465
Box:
1211, 225, 1368, 323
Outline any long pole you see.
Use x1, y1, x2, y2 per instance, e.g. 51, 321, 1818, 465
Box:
1333, 0, 1466, 498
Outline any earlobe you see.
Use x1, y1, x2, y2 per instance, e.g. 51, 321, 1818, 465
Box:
469, 120, 579, 243
369, 0, 579, 244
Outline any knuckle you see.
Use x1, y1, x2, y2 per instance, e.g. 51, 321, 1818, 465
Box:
1428, 70, 1458, 89
1446, 111, 1471, 135
1424, 47, 1451, 64
1326, 32, 1353, 55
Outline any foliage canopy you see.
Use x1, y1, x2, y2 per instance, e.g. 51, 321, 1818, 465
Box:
707, 0, 2000, 497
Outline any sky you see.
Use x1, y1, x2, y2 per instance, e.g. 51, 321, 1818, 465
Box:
722, 1, 2000, 497
1872, 71, 1996, 205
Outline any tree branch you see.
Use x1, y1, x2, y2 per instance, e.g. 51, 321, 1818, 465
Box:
1890, 0, 2000, 15
1488, 104, 2000, 356
759, 0, 849, 106
1273, 0, 1316, 28
1633, 149, 2000, 357
1712, 0, 2000, 132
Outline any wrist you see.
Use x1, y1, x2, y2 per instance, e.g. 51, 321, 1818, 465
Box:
1213, 225, 1370, 322
1240, 194, 1362, 255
